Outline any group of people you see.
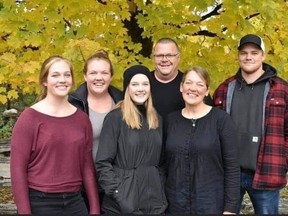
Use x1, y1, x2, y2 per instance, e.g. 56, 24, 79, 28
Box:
10, 34, 287, 215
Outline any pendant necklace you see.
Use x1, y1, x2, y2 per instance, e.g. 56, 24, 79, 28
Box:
191, 118, 196, 127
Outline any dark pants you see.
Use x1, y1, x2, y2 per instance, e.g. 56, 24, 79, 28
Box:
29, 188, 88, 216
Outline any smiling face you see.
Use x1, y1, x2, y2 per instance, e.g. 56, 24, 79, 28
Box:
44, 60, 73, 98
180, 70, 209, 106
238, 43, 265, 75
84, 59, 112, 96
128, 74, 151, 105
153, 42, 180, 81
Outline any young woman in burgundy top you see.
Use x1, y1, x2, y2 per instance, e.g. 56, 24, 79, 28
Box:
10, 56, 100, 215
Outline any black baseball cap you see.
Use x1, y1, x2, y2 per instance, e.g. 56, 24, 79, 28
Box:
238, 34, 265, 51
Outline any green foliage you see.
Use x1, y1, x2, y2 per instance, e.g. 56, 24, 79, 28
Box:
0, 0, 287, 105
0, 117, 15, 139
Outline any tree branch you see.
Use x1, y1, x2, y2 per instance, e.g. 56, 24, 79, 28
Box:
63, 17, 71, 28
192, 30, 217, 37
23, 44, 39, 51
245, 12, 260, 20
1, 33, 11, 41
200, 3, 223, 21
78, 46, 86, 62
96, 0, 107, 5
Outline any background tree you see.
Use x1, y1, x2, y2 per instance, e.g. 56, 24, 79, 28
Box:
0, 0, 287, 108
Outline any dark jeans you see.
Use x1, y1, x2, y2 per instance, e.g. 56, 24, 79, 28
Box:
238, 172, 280, 215
29, 188, 88, 216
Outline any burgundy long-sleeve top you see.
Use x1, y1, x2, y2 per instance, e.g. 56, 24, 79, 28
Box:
10, 108, 100, 214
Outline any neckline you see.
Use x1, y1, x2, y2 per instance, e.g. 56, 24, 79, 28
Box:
28, 107, 78, 118
182, 107, 213, 127
181, 105, 212, 120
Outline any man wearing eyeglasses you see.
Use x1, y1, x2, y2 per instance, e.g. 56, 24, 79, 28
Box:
150, 37, 212, 123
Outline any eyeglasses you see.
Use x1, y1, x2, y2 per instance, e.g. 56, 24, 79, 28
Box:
153, 53, 179, 60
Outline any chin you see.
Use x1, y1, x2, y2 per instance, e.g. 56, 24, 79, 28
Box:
134, 100, 147, 105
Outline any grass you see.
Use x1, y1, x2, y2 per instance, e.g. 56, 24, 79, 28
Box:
0, 186, 13, 204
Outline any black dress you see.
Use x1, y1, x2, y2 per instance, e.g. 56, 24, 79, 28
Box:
165, 107, 239, 214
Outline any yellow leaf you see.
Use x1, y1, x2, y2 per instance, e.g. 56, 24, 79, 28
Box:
0, 87, 6, 93
0, 94, 7, 104
0, 53, 16, 65
7, 89, 19, 100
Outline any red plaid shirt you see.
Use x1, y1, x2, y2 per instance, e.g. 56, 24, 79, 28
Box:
213, 75, 288, 190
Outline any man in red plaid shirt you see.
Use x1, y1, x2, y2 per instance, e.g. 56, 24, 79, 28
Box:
213, 34, 288, 215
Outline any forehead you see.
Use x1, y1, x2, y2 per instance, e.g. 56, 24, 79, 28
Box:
87, 58, 110, 69
130, 74, 149, 82
238, 43, 262, 52
185, 71, 205, 82
49, 60, 70, 73
154, 42, 178, 53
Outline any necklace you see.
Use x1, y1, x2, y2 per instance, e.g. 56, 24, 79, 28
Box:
191, 118, 196, 127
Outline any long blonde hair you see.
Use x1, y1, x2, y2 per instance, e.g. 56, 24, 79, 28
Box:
116, 88, 159, 130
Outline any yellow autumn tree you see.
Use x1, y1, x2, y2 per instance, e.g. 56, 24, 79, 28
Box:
0, 0, 287, 107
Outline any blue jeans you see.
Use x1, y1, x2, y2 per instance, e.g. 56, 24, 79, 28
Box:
238, 172, 280, 215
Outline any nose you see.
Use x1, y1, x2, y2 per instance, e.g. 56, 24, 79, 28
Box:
137, 84, 144, 91
95, 73, 103, 80
59, 75, 66, 82
186, 82, 198, 90
246, 53, 253, 59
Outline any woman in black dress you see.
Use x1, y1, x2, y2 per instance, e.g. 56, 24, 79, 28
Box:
165, 66, 239, 214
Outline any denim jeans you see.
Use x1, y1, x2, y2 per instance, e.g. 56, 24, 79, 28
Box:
238, 172, 280, 215
29, 188, 88, 216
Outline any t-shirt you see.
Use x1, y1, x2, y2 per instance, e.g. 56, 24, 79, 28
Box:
150, 71, 185, 119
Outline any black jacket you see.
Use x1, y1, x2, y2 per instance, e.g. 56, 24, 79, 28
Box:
68, 82, 123, 115
96, 108, 168, 214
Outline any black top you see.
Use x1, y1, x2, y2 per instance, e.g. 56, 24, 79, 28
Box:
68, 82, 123, 115
150, 71, 185, 119
231, 66, 276, 171
165, 107, 240, 214
95, 108, 167, 214
150, 70, 213, 121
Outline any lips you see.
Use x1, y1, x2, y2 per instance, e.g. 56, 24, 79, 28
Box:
56, 85, 68, 89
93, 82, 104, 87
159, 64, 171, 67
135, 93, 146, 97
187, 92, 198, 97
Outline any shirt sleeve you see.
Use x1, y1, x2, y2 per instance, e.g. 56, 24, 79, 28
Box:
219, 113, 240, 213
95, 110, 121, 197
10, 110, 34, 214
82, 117, 100, 214
284, 92, 288, 167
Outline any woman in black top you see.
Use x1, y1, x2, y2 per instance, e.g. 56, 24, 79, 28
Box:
96, 65, 167, 215
68, 50, 122, 211
165, 66, 239, 214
